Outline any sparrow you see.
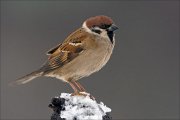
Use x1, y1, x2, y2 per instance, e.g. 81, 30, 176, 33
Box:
11, 15, 118, 95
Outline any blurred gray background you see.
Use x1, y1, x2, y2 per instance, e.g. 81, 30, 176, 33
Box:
1, 1, 179, 120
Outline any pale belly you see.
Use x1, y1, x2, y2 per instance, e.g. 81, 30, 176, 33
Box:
46, 38, 114, 82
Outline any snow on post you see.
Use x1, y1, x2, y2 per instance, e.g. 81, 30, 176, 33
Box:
49, 93, 112, 120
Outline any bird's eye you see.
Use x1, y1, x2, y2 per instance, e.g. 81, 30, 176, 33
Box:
99, 24, 111, 29
91, 28, 102, 34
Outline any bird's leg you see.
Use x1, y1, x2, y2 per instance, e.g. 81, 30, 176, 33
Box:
69, 81, 95, 100
73, 81, 86, 92
70, 81, 87, 96
72, 81, 95, 100
69, 81, 85, 96
69, 81, 79, 94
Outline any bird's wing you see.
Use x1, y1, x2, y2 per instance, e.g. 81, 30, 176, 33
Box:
40, 28, 88, 72
46, 43, 62, 55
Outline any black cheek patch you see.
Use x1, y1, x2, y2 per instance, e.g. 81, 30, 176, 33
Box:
91, 29, 102, 34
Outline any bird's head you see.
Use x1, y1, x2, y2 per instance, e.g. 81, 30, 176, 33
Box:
83, 15, 118, 43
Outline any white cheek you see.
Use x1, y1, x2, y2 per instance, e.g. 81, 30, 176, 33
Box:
82, 22, 92, 33
100, 30, 109, 39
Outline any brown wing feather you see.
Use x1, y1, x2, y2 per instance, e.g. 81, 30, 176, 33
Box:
46, 44, 61, 55
39, 28, 87, 73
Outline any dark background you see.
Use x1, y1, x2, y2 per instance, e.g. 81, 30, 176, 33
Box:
1, 0, 179, 120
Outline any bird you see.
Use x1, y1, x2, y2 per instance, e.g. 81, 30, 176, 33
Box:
11, 15, 118, 96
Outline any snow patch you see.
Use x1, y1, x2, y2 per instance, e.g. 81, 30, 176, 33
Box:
60, 93, 111, 120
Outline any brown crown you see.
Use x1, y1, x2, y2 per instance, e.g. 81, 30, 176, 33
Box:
85, 15, 113, 28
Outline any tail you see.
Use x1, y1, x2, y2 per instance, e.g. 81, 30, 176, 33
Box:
9, 70, 44, 86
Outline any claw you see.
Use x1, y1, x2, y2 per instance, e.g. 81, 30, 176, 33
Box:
71, 92, 95, 100
90, 94, 95, 100
71, 92, 86, 96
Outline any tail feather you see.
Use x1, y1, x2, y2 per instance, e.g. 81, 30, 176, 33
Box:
9, 71, 44, 86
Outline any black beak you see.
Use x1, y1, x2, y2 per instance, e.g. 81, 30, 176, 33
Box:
107, 24, 118, 32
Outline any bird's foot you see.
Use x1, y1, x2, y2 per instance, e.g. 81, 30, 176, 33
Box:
71, 92, 87, 96
71, 92, 95, 100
